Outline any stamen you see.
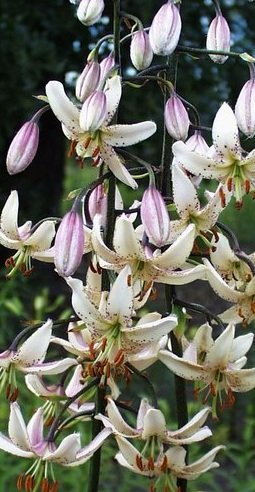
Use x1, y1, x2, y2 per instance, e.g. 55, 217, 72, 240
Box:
160, 455, 168, 472
24, 474, 34, 492
148, 456, 155, 471
92, 146, 100, 158
245, 179, 251, 194
9, 387, 19, 402
68, 140, 77, 157
41, 478, 50, 492
92, 155, 101, 167
219, 187, 226, 208
17, 474, 24, 491
83, 137, 92, 150
226, 177, 233, 192
49, 482, 59, 492
127, 274, 132, 287
89, 261, 98, 274
136, 454, 144, 471
5, 257, 15, 268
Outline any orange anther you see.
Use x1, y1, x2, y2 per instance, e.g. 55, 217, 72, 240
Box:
136, 454, 144, 471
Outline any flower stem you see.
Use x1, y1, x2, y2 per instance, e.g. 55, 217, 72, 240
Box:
87, 386, 106, 492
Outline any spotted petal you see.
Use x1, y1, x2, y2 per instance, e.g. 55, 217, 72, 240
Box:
15, 319, 53, 367
103, 122, 157, 147
8, 403, 30, 452
158, 350, 208, 382
212, 103, 241, 163
46, 81, 81, 136
100, 144, 138, 189
0, 190, 20, 240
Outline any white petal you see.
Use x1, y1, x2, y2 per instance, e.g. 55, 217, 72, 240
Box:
100, 144, 138, 189
16, 319, 53, 366
104, 75, 122, 125
47, 433, 81, 464
152, 223, 196, 269
0, 433, 33, 458
115, 451, 149, 476
92, 214, 121, 265
229, 333, 254, 362
136, 399, 153, 430
172, 163, 200, 217
72, 428, 112, 466
172, 141, 230, 179
114, 216, 144, 260
212, 103, 241, 163
168, 407, 211, 439
46, 81, 81, 136
155, 264, 207, 285
115, 436, 145, 471
9, 403, 30, 451
99, 398, 138, 437
103, 122, 157, 147
142, 409, 166, 439
25, 221, 55, 251
158, 350, 208, 382
124, 314, 177, 349
210, 233, 237, 271
24, 357, 77, 375
183, 446, 225, 474
66, 277, 105, 326
0, 190, 20, 240
204, 258, 245, 302
27, 408, 44, 449
107, 266, 133, 324
226, 368, 255, 392
206, 324, 235, 368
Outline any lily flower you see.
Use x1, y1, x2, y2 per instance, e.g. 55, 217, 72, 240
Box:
169, 163, 223, 242
0, 401, 111, 489
0, 190, 56, 277
46, 75, 156, 188
115, 435, 224, 490
172, 102, 255, 205
158, 323, 255, 416
65, 266, 177, 391
0, 319, 77, 399
91, 214, 207, 287
97, 397, 212, 445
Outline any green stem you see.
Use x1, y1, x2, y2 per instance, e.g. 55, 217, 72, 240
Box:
177, 44, 246, 59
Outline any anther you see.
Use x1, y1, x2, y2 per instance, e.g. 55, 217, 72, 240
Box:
16, 474, 24, 491
219, 187, 226, 208
41, 477, 50, 492
245, 179, 251, 194
136, 454, 144, 471
148, 456, 155, 471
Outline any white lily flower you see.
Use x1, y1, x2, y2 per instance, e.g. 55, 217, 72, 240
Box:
159, 323, 255, 416
0, 402, 111, 489
0, 319, 77, 399
0, 190, 56, 277
169, 163, 223, 242
91, 214, 207, 287
46, 75, 156, 188
65, 266, 177, 391
115, 434, 224, 488
97, 397, 212, 445
173, 102, 255, 205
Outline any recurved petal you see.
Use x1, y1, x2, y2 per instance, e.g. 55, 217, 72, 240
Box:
212, 103, 241, 163
72, 428, 112, 466
229, 332, 254, 362
142, 409, 166, 439
0, 433, 33, 458
125, 314, 177, 348
172, 141, 230, 179
100, 144, 138, 189
92, 214, 122, 265
182, 446, 225, 475
46, 81, 81, 136
158, 350, 208, 382
104, 75, 122, 125
16, 319, 53, 367
136, 399, 153, 430
98, 398, 138, 437
226, 367, 255, 392
106, 266, 133, 323
155, 264, 207, 285
24, 357, 77, 375
9, 402, 30, 451
152, 223, 196, 269
204, 258, 245, 302
103, 122, 157, 147
115, 436, 147, 472
0, 190, 20, 240
114, 216, 144, 260
25, 221, 56, 251
167, 407, 211, 440
210, 233, 237, 270
66, 277, 105, 326
27, 407, 44, 450
205, 324, 235, 368
46, 433, 81, 464
172, 163, 200, 217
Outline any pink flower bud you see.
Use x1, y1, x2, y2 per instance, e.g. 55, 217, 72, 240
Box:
149, 1, 182, 56
6, 121, 39, 175
186, 131, 209, 154
164, 94, 190, 141
235, 78, 255, 137
77, 0, 104, 26
54, 210, 84, 277
206, 13, 231, 64
99, 54, 115, 82
141, 186, 170, 247
75, 61, 101, 102
79, 91, 107, 131
130, 30, 153, 71
88, 184, 107, 223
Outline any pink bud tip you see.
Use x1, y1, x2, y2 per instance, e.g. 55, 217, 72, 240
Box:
164, 94, 190, 141
141, 186, 170, 247
6, 121, 39, 175
54, 210, 84, 277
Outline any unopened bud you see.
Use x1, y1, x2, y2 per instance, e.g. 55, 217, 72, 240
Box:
141, 186, 170, 247
164, 94, 190, 141
77, 0, 104, 26
186, 130, 209, 154
75, 61, 101, 102
88, 184, 107, 223
80, 91, 107, 131
99, 54, 115, 83
130, 30, 153, 71
149, 1, 182, 56
54, 210, 84, 277
206, 13, 231, 64
235, 78, 255, 137
6, 120, 39, 175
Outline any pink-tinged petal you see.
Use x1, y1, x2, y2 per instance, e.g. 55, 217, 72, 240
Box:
114, 216, 144, 260
204, 258, 245, 302
0, 350, 12, 369
98, 398, 138, 437
24, 358, 77, 375
77, 0, 104, 26
168, 407, 211, 439
25, 221, 56, 251
172, 164, 200, 217
0, 190, 20, 240
15, 319, 53, 367
149, 2, 182, 56
80, 91, 107, 132
130, 30, 153, 71
155, 264, 207, 285
70, 428, 112, 466
104, 76, 122, 125
65, 365, 84, 397
0, 433, 33, 458
103, 121, 157, 147
212, 103, 241, 163
172, 141, 231, 179
9, 403, 30, 451
229, 333, 254, 362
115, 451, 150, 476
91, 214, 122, 265
158, 350, 208, 382
106, 266, 133, 323
75, 61, 101, 103
46, 433, 81, 464
142, 409, 166, 439
27, 408, 44, 450
115, 436, 147, 472
226, 368, 255, 392
206, 324, 235, 368
25, 374, 62, 398
206, 13, 230, 64
100, 144, 138, 189
235, 79, 255, 138
152, 223, 196, 269
6, 121, 39, 175
182, 446, 225, 475
45, 81, 81, 137
137, 399, 153, 430
141, 186, 170, 247
54, 211, 84, 277
66, 276, 105, 326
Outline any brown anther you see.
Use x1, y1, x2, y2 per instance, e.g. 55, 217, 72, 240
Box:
101, 337, 107, 353
45, 416, 54, 427
17, 474, 24, 491
89, 342, 96, 360
41, 477, 50, 492
138, 280, 153, 301
211, 246, 217, 253
227, 388, 235, 407
105, 362, 111, 379
24, 474, 34, 492
92, 155, 101, 167
210, 383, 217, 397
49, 482, 59, 492
149, 287, 158, 301
92, 146, 100, 158
83, 137, 92, 150
68, 140, 77, 157
127, 274, 132, 287
235, 200, 243, 210
219, 187, 226, 208
87, 363, 96, 377
9, 387, 19, 402
238, 307, 247, 326
5, 383, 11, 400
148, 456, 155, 471
23, 268, 34, 278
245, 179, 251, 194
226, 177, 233, 192
96, 263, 102, 274
89, 261, 98, 274
160, 454, 168, 472
5, 257, 15, 268
251, 301, 255, 314
114, 349, 124, 365
211, 228, 219, 242
149, 484, 156, 492
136, 454, 144, 471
